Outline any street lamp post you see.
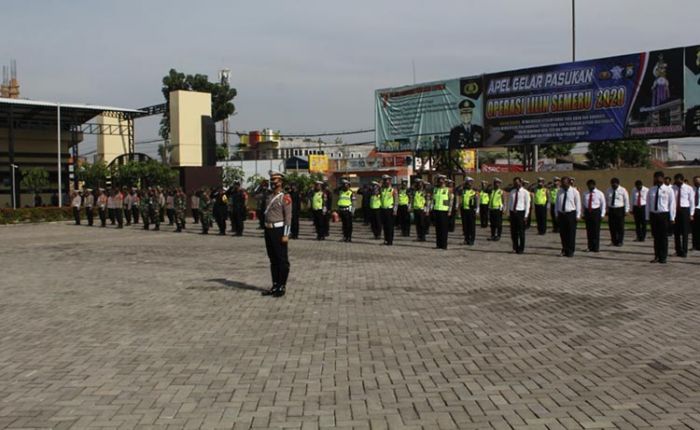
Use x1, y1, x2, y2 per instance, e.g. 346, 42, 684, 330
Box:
10, 163, 18, 210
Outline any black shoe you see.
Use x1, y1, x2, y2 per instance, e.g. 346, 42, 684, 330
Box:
273, 285, 286, 297
262, 285, 278, 296
650, 258, 659, 263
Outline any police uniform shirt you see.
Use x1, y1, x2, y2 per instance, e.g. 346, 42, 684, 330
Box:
265, 191, 293, 236
582, 189, 606, 216
556, 187, 582, 217
606, 186, 630, 211
631, 186, 649, 207
508, 187, 531, 218
673, 183, 696, 217
645, 184, 676, 221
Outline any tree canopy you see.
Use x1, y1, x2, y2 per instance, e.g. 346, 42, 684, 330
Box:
586, 140, 650, 169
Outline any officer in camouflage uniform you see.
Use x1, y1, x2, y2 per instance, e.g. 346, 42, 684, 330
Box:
149, 188, 161, 231
140, 189, 152, 230
174, 187, 187, 232
199, 190, 213, 234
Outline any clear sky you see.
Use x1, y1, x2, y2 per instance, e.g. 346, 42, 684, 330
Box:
3, 0, 700, 157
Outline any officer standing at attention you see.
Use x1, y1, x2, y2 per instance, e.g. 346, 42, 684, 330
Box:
488, 178, 505, 241
582, 179, 606, 253
379, 174, 398, 245
191, 191, 200, 225
397, 179, 412, 237
556, 176, 582, 257
97, 189, 108, 227
336, 179, 355, 242
606, 178, 630, 247
479, 180, 490, 228
289, 182, 301, 239
199, 190, 213, 235
130, 188, 140, 225
458, 177, 478, 246
411, 178, 429, 242
71, 191, 82, 225
550, 177, 561, 233
509, 177, 530, 254
261, 170, 292, 298
310, 181, 327, 240
114, 188, 124, 229
631, 180, 649, 242
322, 181, 333, 238
672, 173, 694, 258
646, 171, 676, 264
432, 174, 453, 250
84, 189, 95, 227
533, 177, 548, 235
228, 181, 248, 237
369, 181, 382, 240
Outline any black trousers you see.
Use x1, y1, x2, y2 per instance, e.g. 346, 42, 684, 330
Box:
535, 205, 547, 234
559, 211, 577, 257
632, 205, 646, 241
214, 209, 227, 234
693, 213, 700, 251
257, 209, 265, 229
132, 206, 139, 224
339, 208, 353, 239
231, 209, 245, 235
167, 208, 175, 225
509, 210, 526, 253
265, 226, 290, 287
480, 204, 489, 228
323, 211, 331, 237
312, 210, 325, 239
115, 208, 123, 228
85, 207, 94, 226
489, 210, 502, 239
380, 208, 395, 245
108, 208, 115, 224
192, 208, 200, 224
584, 208, 601, 252
674, 207, 690, 257
608, 207, 626, 246
291, 208, 300, 238
550, 205, 559, 232
448, 211, 456, 233
433, 210, 449, 249
397, 205, 410, 236
460, 208, 476, 245
125, 206, 132, 225
650, 212, 670, 262
99, 208, 106, 227
72, 207, 80, 225
414, 209, 428, 241
370, 209, 381, 238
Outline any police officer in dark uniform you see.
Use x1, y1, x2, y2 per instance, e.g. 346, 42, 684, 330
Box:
448, 99, 484, 149
289, 182, 301, 239
261, 170, 292, 298
211, 187, 228, 235
227, 181, 248, 236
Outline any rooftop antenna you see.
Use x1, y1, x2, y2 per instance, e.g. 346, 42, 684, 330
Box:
0, 65, 7, 98
8, 59, 19, 98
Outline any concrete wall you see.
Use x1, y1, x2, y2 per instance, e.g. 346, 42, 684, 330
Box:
96, 115, 129, 165
170, 90, 211, 167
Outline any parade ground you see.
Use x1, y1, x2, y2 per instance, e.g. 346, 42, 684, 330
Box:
1, 220, 699, 430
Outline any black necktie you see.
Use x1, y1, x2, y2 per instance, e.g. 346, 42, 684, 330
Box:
611, 189, 616, 207
561, 189, 568, 212
655, 186, 660, 212
696, 187, 699, 207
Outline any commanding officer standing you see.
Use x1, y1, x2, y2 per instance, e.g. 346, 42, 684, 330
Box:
692, 176, 700, 251
261, 170, 292, 298
509, 177, 530, 254
411, 178, 429, 242
556, 176, 582, 257
432, 174, 453, 250
84, 189, 94, 227
606, 178, 630, 247
458, 177, 478, 246
582, 179, 606, 253
550, 177, 561, 233
672, 173, 694, 258
488, 178, 505, 241
310, 181, 327, 241
647, 171, 676, 264
631, 180, 649, 242
336, 179, 355, 242
397, 179, 411, 237
479, 180, 490, 228
533, 177, 548, 235
379, 174, 398, 245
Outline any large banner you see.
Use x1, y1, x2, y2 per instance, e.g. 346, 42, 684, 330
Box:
375, 76, 484, 152
686, 45, 700, 134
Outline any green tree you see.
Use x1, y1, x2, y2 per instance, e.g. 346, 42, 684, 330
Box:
586, 140, 650, 169
540, 143, 575, 159
246, 174, 266, 193
76, 161, 109, 190
216, 144, 229, 161
157, 142, 172, 165
111, 161, 143, 189
20, 168, 50, 203
285, 172, 324, 195
222, 166, 245, 188
111, 160, 178, 189
159, 68, 237, 141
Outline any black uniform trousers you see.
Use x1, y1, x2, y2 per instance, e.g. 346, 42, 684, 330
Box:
559, 211, 577, 257
460, 208, 476, 245
370, 209, 381, 238
489, 209, 503, 239
108, 208, 115, 224
257, 209, 265, 229
323, 211, 331, 237
448, 211, 456, 233
85, 206, 94, 226
584, 208, 601, 252
125, 206, 132, 225
192, 208, 200, 224
550, 204, 559, 233
99, 208, 107, 227
231, 209, 245, 235
380, 208, 395, 245
291, 206, 300, 238
214, 207, 227, 234
650, 212, 670, 262
72, 207, 81, 225
115, 208, 124, 228
509, 210, 526, 253
265, 226, 290, 287
674, 207, 690, 257
433, 210, 449, 249
413, 209, 428, 241
632, 205, 646, 241
339, 208, 353, 239
535, 204, 547, 235
312, 209, 325, 239
166, 208, 174, 225
693, 213, 700, 251
608, 207, 626, 246
480, 204, 489, 228
397, 205, 410, 236
132, 206, 139, 224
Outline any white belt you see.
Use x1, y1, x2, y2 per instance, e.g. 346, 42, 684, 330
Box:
265, 221, 284, 228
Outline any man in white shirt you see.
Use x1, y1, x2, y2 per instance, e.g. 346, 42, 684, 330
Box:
631, 180, 649, 242
191, 192, 201, 224
556, 176, 582, 257
606, 178, 630, 247
509, 177, 530, 254
84, 189, 94, 227
71, 191, 82, 225
672, 173, 695, 258
693, 176, 700, 251
646, 171, 676, 264
582, 179, 606, 253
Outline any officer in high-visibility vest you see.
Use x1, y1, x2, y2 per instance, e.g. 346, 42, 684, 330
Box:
479, 180, 490, 228
533, 177, 548, 235
397, 179, 412, 237
432, 174, 454, 249
411, 178, 429, 242
336, 178, 355, 242
369, 181, 382, 240
549, 177, 561, 233
310, 181, 327, 241
488, 178, 505, 241
458, 177, 478, 245
379, 174, 398, 245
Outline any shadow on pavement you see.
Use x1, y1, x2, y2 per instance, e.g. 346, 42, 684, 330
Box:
186, 278, 268, 293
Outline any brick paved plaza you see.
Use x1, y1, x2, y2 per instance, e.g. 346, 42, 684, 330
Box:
1, 220, 699, 429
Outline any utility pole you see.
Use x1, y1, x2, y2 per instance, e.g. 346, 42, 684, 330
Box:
572, 0, 576, 62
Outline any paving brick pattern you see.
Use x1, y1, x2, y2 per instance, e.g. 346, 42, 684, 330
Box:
0, 219, 699, 429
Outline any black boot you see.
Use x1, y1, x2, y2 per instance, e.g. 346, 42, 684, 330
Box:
262, 284, 278, 296
273, 285, 286, 297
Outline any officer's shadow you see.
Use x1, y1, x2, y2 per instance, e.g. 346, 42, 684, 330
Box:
198, 278, 268, 293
